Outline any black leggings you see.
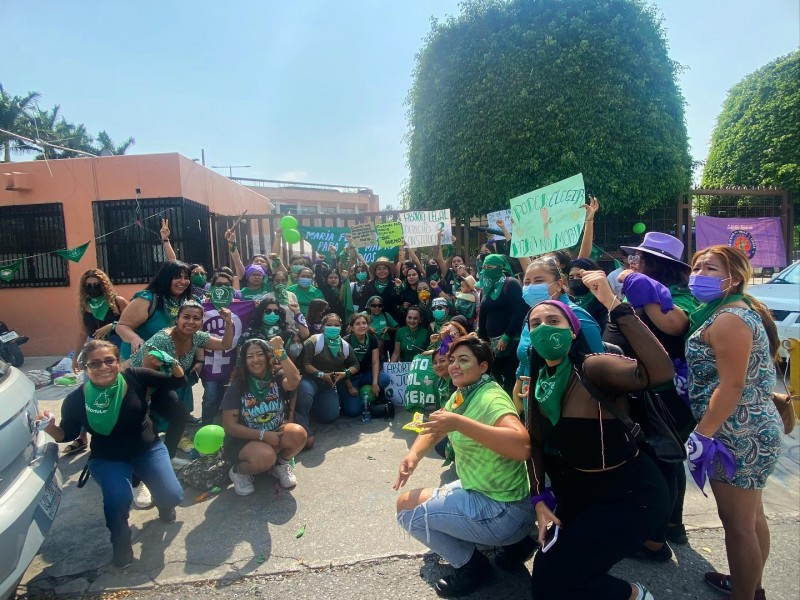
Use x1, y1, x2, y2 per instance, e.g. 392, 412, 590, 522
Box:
531, 453, 670, 600
490, 342, 519, 398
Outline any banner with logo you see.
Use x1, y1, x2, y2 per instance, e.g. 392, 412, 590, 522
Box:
695, 216, 787, 268
201, 301, 256, 383
299, 225, 399, 263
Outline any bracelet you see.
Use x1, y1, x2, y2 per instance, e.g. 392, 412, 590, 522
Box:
344, 369, 351, 379
258, 429, 265, 442
110, 321, 118, 334
162, 239, 170, 244
228, 242, 238, 252
316, 370, 325, 379
275, 349, 288, 361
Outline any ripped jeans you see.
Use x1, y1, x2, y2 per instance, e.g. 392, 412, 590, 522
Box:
397, 480, 535, 568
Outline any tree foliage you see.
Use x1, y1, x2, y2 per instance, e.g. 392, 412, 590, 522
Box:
406, 0, 692, 219
702, 50, 799, 198
0, 83, 135, 161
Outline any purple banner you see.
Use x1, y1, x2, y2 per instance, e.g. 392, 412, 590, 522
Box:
695, 216, 787, 268
201, 300, 255, 383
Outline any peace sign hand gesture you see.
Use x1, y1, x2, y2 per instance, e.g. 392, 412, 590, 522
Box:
160, 218, 171, 241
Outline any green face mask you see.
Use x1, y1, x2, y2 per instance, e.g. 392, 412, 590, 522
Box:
191, 274, 207, 287
529, 324, 573, 361
263, 312, 280, 326
356, 271, 368, 282
480, 267, 503, 283
432, 309, 447, 321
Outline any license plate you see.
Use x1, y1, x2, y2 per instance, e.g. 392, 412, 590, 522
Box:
39, 479, 61, 521
0, 330, 19, 342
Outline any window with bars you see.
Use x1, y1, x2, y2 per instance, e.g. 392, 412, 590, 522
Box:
0, 203, 69, 288
93, 198, 211, 284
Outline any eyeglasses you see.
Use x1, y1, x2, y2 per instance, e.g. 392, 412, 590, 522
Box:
85, 357, 118, 370
370, 304, 383, 308
627, 254, 642, 265
263, 308, 281, 315
213, 281, 231, 287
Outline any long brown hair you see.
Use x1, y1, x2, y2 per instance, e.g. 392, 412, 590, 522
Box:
691, 245, 780, 359
79, 269, 121, 315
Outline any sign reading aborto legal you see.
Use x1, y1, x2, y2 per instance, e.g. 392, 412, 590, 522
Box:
509, 173, 586, 258
399, 209, 453, 248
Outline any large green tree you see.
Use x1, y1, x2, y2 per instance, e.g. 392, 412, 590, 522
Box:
0, 84, 41, 162
406, 0, 692, 218
702, 50, 799, 198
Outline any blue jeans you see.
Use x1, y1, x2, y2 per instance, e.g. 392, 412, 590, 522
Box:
337, 371, 391, 417
296, 377, 341, 436
89, 442, 184, 547
397, 480, 535, 567
201, 380, 227, 425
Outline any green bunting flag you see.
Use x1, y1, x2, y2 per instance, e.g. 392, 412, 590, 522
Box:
55, 241, 90, 263
0, 260, 23, 283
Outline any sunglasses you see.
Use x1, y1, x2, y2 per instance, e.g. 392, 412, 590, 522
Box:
85, 357, 118, 370
263, 308, 281, 315
627, 254, 642, 265
370, 304, 383, 308
213, 281, 231, 287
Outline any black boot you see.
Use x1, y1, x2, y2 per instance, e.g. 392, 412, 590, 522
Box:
494, 535, 539, 570
112, 540, 133, 568
158, 507, 176, 524
435, 549, 493, 597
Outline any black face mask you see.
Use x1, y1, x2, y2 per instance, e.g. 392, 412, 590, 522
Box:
84, 284, 104, 298
425, 264, 439, 277
569, 280, 589, 296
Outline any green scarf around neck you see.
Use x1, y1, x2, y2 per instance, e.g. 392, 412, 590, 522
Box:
248, 374, 274, 402
687, 294, 748, 338
449, 374, 494, 415
570, 293, 597, 311
84, 373, 127, 435
87, 296, 110, 321
534, 357, 573, 425
326, 335, 342, 358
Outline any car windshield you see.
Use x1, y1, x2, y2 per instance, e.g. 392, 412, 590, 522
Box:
771, 263, 800, 285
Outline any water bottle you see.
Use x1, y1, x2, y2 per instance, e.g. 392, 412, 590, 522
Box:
361, 398, 371, 423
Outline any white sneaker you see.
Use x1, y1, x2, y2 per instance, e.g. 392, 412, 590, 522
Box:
132, 482, 153, 508
229, 466, 254, 496
171, 457, 191, 470
272, 461, 297, 489
633, 583, 655, 600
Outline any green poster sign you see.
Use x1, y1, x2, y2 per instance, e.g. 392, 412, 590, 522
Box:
209, 285, 234, 309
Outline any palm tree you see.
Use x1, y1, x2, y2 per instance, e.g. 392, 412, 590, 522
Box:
0, 84, 41, 162
94, 130, 135, 155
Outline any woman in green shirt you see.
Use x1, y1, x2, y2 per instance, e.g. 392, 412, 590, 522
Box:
240, 264, 273, 302
365, 295, 397, 361
288, 267, 325, 317
391, 306, 429, 363
394, 336, 534, 597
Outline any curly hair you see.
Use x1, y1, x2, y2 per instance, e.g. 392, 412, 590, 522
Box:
231, 338, 277, 382
79, 269, 121, 315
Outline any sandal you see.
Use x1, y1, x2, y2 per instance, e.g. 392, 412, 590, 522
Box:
704, 572, 766, 599
63, 439, 87, 456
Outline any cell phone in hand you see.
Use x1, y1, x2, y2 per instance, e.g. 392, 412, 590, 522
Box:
541, 524, 560, 553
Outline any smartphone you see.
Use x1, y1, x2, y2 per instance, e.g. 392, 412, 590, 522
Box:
541, 524, 560, 553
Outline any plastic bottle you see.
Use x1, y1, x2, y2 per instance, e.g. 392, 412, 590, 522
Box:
361, 398, 371, 423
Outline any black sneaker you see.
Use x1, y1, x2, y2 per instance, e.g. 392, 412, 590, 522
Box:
186, 415, 202, 425
494, 535, 539, 570
666, 523, 688, 545
158, 507, 176, 524
435, 549, 493, 597
112, 542, 133, 568
630, 543, 673, 562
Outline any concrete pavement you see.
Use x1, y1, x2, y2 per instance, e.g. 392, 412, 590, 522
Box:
14, 357, 800, 599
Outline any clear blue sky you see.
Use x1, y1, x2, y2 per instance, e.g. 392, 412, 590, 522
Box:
3, 0, 798, 207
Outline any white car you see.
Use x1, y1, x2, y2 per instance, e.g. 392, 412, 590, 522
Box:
749, 261, 800, 358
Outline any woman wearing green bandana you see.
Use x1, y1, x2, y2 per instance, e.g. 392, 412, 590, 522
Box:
40, 339, 188, 568
525, 273, 675, 600
395, 336, 533, 597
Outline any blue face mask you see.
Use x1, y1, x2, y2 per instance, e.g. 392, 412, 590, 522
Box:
522, 282, 554, 307
298, 277, 313, 288
688, 274, 731, 303
323, 325, 341, 340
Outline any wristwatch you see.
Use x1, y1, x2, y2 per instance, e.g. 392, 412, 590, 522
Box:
316, 370, 325, 379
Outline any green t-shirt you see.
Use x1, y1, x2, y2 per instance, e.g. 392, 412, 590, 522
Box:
395, 326, 429, 362
288, 284, 325, 316
371, 312, 397, 341
444, 382, 529, 502
241, 281, 273, 301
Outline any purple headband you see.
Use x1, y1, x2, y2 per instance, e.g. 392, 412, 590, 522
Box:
537, 300, 581, 335
245, 264, 266, 279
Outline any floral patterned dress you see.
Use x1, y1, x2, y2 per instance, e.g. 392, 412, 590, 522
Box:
686, 306, 783, 489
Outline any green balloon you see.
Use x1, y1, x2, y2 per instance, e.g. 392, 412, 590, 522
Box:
283, 228, 302, 244
359, 384, 377, 404
194, 425, 225, 455
632, 222, 646, 234
280, 215, 298, 230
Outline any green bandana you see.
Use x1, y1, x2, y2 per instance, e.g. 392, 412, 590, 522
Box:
351, 334, 370, 363
248, 374, 274, 402
480, 269, 505, 300
687, 294, 748, 338
449, 374, 494, 415
374, 280, 388, 293
274, 283, 289, 305
534, 358, 572, 426
84, 373, 127, 435
87, 296, 110, 321
570, 293, 597, 311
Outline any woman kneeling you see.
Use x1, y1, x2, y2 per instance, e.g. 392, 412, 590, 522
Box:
394, 336, 534, 598
222, 338, 306, 495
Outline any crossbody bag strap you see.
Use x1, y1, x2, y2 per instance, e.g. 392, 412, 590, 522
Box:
574, 368, 645, 443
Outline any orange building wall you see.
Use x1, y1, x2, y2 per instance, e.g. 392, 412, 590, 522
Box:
0, 154, 270, 356
242, 184, 380, 213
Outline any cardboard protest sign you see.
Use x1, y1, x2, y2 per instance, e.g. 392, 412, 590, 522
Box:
404, 354, 442, 411
509, 173, 586, 258
375, 222, 404, 248
382, 361, 412, 407
486, 209, 512, 241
350, 222, 377, 247
399, 209, 453, 248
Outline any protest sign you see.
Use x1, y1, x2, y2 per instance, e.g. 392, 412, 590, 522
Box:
695, 216, 787, 267
509, 173, 586, 258
404, 354, 442, 411
382, 361, 412, 407
300, 225, 399, 263
375, 222, 404, 248
486, 209, 512, 241
201, 301, 255, 383
350, 222, 377, 247
399, 209, 453, 248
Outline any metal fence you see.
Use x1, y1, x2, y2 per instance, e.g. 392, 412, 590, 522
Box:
0, 202, 69, 288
